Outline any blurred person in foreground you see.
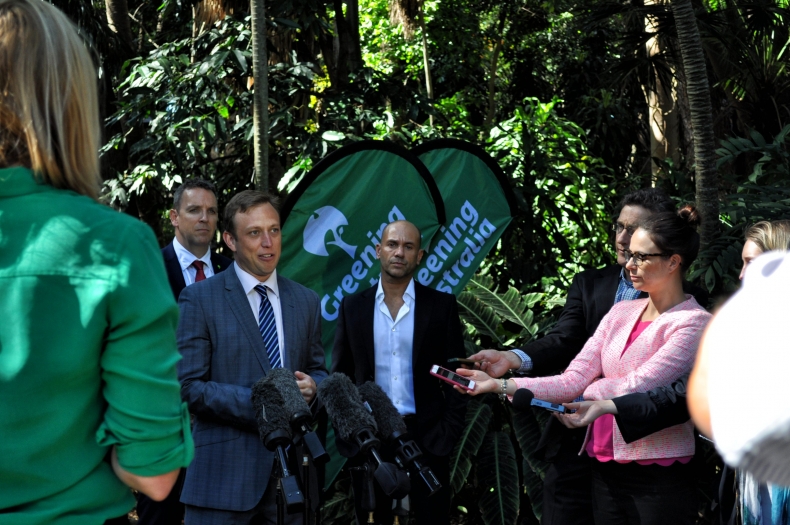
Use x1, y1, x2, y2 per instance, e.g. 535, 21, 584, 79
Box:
0, 1, 194, 524
688, 221, 790, 525
458, 207, 711, 525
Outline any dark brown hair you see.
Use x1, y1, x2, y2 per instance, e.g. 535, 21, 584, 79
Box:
638, 204, 702, 269
223, 190, 280, 238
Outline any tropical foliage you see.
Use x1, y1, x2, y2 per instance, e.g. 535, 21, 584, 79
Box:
47, 0, 790, 523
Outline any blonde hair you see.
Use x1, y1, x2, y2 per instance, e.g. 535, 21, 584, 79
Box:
0, 0, 100, 199
745, 220, 790, 252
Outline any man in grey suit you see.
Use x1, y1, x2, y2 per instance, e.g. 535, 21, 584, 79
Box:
177, 190, 328, 524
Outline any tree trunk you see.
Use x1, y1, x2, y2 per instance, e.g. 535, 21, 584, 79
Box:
670, 0, 718, 249
484, 6, 509, 133
105, 0, 134, 58
419, 14, 434, 126
251, 0, 269, 190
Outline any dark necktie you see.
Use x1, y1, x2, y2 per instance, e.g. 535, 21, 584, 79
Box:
192, 260, 206, 282
255, 285, 281, 369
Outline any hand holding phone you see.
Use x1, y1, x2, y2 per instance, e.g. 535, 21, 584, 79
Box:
430, 365, 476, 391
447, 357, 479, 369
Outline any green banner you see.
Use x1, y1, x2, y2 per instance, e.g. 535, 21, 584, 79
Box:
414, 139, 516, 294
279, 140, 446, 362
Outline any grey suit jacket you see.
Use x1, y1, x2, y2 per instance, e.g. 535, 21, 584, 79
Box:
177, 263, 327, 511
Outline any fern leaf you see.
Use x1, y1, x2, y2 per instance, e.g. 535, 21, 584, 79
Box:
448, 399, 493, 496
478, 431, 520, 525
467, 277, 537, 331
457, 292, 504, 345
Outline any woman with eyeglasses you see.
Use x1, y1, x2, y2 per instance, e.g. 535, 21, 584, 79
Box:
456, 205, 711, 525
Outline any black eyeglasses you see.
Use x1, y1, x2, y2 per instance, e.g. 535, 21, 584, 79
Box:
623, 250, 669, 267
612, 223, 637, 235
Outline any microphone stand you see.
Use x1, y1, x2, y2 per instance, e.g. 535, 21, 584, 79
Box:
263, 428, 304, 525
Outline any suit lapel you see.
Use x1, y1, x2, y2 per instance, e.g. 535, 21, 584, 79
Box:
224, 264, 271, 373
277, 276, 298, 371
412, 284, 431, 370
359, 286, 377, 378
594, 264, 620, 323
163, 242, 187, 299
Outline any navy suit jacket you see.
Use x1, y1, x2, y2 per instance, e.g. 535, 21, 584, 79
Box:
161, 241, 233, 300
177, 264, 328, 511
331, 282, 468, 457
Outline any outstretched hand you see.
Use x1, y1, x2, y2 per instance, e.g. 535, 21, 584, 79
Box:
554, 399, 618, 429
453, 368, 501, 396
467, 349, 521, 379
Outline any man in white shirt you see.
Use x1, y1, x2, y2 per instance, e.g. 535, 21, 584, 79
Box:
332, 220, 468, 525
161, 179, 232, 300
177, 190, 327, 524
141, 180, 232, 525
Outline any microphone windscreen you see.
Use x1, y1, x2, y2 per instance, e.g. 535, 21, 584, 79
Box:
511, 388, 535, 412
251, 377, 292, 440
265, 367, 311, 420
358, 381, 407, 439
317, 373, 377, 442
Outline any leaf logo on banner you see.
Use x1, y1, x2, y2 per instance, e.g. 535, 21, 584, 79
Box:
303, 206, 358, 259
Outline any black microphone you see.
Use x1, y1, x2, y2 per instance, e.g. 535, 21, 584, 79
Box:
251, 377, 305, 513
357, 381, 441, 496
264, 368, 328, 463
511, 388, 535, 410
318, 373, 410, 499
512, 388, 567, 413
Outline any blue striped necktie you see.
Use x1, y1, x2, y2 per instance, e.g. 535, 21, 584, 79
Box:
255, 284, 281, 369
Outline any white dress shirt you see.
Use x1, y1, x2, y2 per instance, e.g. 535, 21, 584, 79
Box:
373, 278, 416, 416
173, 237, 215, 285
233, 265, 287, 366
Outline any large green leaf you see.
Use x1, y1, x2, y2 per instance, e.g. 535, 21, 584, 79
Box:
457, 292, 505, 346
511, 407, 550, 521
466, 276, 541, 335
478, 431, 520, 525
448, 399, 493, 496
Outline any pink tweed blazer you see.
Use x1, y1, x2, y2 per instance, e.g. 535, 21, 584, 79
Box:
512, 295, 711, 461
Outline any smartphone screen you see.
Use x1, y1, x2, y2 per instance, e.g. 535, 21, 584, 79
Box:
430, 365, 472, 388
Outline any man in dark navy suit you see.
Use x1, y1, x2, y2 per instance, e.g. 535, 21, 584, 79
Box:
177, 190, 327, 525
161, 179, 232, 301
138, 179, 232, 525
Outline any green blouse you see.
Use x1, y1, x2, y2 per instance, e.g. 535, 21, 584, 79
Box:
0, 167, 194, 525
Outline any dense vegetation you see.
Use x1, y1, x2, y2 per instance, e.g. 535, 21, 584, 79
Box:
52, 0, 790, 523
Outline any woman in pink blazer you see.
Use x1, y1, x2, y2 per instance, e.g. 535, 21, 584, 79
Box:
458, 206, 711, 525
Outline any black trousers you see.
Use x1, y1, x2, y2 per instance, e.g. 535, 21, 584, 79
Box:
591, 459, 698, 525
541, 428, 595, 525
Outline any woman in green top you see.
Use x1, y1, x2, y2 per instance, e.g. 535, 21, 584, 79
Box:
0, 1, 194, 524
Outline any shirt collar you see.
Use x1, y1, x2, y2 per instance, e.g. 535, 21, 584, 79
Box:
172, 237, 212, 271
234, 263, 279, 298
375, 277, 416, 303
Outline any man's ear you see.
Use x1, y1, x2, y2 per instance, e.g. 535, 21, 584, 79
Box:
222, 231, 237, 252
417, 249, 425, 265
169, 209, 178, 227
375, 243, 381, 259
